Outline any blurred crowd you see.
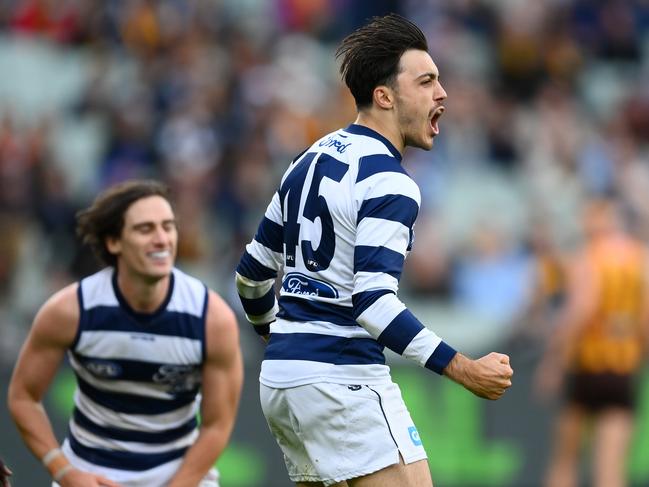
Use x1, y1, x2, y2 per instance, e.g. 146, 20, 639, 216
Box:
1, 0, 649, 363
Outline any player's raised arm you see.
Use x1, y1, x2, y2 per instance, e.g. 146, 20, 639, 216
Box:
351, 166, 513, 398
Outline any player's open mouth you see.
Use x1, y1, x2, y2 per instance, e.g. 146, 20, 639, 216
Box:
430, 106, 445, 136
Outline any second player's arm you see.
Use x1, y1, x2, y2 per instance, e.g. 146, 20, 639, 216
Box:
7, 285, 119, 486
167, 291, 244, 487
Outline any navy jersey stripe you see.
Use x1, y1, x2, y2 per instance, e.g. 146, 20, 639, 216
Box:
356, 154, 406, 183
425, 341, 457, 375
354, 246, 404, 280
357, 194, 418, 226
377, 309, 424, 354
264, 332, 385, 365
81, 308, 205, 339
254, 217, 284, 253
277, 296, 357, 326
239, 287, 276, 317
237, 250, 278, 281
76, 378, 196, 415
68, 434, 187, 471
73, 285, 84, 350
352, 289, 394, 319
73, 354, 201, 383
73, 408, 197, 444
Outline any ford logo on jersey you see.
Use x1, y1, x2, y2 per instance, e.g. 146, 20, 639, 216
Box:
408, 426, 422, 446
282, 272, 339, 298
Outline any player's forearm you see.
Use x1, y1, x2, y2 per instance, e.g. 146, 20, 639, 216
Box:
235, 272, 278, 336
167, 424, 230, 487
355, 292, 456, 373
442, 352, 475, 387
7, 395, 63, 470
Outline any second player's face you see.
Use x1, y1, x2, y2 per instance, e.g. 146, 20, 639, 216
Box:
393, 49, 447, 150
107, 195, 178, 281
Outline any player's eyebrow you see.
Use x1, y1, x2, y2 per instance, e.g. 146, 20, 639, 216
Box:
131, 219, 177, 230
416, 72, 438, 81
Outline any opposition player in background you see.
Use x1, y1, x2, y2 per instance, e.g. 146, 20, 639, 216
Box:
8, 180, 243, 486
236, 14, 513, 487
536, 197, 649, 487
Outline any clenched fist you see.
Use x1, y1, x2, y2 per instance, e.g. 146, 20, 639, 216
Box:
443, 352, 514, 400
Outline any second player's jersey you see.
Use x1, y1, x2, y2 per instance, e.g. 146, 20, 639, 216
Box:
237, 124, 455, 387
64, 267, 208, 479
572, 236, 648, 374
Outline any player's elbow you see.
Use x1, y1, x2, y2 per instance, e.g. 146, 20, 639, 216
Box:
7, 379, 31, 424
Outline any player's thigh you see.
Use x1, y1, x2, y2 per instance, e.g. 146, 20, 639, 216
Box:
348, 457, 432, 487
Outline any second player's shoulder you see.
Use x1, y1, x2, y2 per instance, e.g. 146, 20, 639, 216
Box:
31, 282, 81, 346
40, 282, 80, 319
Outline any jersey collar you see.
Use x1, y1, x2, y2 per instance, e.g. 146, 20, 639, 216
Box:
343, 124, 402, 161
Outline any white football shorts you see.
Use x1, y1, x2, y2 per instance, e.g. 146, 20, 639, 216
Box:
260, 380, 427, 486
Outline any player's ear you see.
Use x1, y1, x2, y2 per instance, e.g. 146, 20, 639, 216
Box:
105, 236, 121, 256
373, 85, 395, 110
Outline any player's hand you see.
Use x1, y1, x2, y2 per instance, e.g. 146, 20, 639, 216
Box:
58, 467, 122, 487
445, 352, 513, 400
0, 458, 12, 487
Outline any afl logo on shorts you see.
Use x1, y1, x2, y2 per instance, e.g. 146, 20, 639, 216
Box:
408, 426, 422, 446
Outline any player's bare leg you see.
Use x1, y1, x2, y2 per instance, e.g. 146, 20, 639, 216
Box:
544, 404, 584, 487
347, 457, 432, 487
592, 408, 633, 487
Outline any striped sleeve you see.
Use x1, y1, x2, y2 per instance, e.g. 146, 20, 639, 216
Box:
235, 191, 283, 335
352, 157, 456, 373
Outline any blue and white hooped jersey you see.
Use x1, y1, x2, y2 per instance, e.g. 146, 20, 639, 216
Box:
236, 124, 456, 388
65, 267, 207, 473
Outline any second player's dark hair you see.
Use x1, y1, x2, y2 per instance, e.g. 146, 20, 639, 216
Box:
76, 179, 171, 267
335, 13, 428, 109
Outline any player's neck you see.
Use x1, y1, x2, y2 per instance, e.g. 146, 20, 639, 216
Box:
354, 111, 404, 155
115, 269, 171, 313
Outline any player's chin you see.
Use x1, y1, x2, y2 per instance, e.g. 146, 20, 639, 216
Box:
417, 134, 435, 151
145, 263, 172, 279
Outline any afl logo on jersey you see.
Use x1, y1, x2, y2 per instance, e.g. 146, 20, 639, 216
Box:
282, 272, 339, 298
86, 360, 122, 378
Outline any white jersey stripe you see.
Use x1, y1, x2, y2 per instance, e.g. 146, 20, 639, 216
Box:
75, 331, 201, 364
356, 218, 410, 253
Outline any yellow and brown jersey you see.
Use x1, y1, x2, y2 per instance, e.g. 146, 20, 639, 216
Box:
572, 236, 648, 374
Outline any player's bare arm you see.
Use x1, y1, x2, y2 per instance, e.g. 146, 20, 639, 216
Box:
167, 291, 243, 487
8, 285, 121, 486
